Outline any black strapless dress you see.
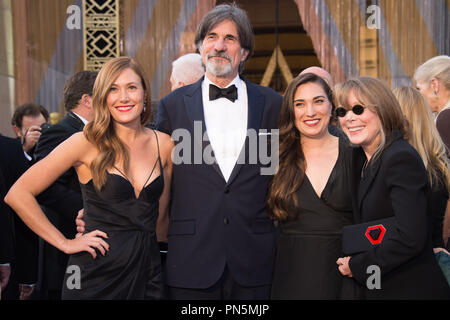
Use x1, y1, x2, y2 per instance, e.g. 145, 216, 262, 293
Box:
62, 136, 165, 300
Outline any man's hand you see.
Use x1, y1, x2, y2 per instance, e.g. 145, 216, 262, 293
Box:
0, 265, 11, 292
22, 126, 42, 153
76, 208, 86, 237
19, 284, 35, 300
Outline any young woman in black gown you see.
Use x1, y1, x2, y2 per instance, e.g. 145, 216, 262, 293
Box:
268, 73, 359, 299
5, 57, 173, 299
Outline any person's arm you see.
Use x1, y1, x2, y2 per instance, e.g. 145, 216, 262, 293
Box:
156, 133, 174, 243
5, 133, 109, 258
34, 125, 83, 221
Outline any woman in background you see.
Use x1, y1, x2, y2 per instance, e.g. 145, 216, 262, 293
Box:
414, 55, 450, 154
393, 86, 449, 250
394, 86, 450, 284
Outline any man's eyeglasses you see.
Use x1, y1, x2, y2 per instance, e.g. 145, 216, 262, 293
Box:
335, 104, 365, 118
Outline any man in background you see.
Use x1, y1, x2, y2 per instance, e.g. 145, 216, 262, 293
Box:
0, 134, 32, 299
11, 103, 49, 163
170, 53, 205, 91
34, 70, 97, 300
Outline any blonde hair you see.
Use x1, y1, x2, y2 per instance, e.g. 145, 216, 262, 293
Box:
84, 56, 151, 190
414, 55, 450, 90
393, 86, 449, 192
335, 76, 406, 162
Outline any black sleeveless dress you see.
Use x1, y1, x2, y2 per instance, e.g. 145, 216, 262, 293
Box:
62, 132, 165, 300
271, 138, 360, 300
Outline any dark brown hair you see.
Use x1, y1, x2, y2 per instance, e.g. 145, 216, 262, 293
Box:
11, 103, 49, 128
267, 73, 335, 221
63, 71, 98, 111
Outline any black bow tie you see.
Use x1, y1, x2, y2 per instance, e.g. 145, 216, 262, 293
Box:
209, 84, 238, 102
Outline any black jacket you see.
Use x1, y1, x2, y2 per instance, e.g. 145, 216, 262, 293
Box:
156, 76, 282, 289
0, 135, 37, 284
349, 133, 450, 299
33, 112, 85, 293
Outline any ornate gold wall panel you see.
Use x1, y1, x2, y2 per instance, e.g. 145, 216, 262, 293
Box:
83, 0, 120, 71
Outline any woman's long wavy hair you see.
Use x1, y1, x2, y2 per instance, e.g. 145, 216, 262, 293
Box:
267, 73, 335, 221
394, 86, 449, 192
84, 56, 151, 190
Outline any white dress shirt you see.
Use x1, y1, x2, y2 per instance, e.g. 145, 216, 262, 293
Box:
72, 111, 89, 125
202, 75, 248, 182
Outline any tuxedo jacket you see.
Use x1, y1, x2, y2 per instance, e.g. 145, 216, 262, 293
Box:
0, 135, 38, 284
35, 111, 84, 223
34, 112, 84, 292
349, 132, 450, 299
156, 76, 282, 289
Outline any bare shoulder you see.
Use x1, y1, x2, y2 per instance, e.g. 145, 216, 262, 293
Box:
144, 129, 173, 147
155, 130, 173, 146
63, 132, 96, 151
59, 131, 98, 163
148, 129, 173, 163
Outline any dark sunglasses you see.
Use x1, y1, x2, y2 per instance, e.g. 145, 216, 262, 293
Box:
335, 104, 365, 117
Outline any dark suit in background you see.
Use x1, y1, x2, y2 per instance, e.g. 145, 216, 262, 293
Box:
157, 76, 282, 297
349, 133, 450, 299
33, 112, 85, 299
0, 135, 35, 299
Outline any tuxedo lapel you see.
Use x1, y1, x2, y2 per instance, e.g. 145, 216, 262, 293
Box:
245, 78, 265, 132
226, 77, 265, 186
183, 78, 225, 181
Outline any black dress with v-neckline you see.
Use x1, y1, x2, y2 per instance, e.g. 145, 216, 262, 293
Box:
62, 131, 165, 300
271, 137, 360, 299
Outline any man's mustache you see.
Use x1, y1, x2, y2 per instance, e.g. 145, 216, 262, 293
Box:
207, 51, 232, 62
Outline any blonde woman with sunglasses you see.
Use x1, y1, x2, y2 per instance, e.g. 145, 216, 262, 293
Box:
335, 77, 450, 299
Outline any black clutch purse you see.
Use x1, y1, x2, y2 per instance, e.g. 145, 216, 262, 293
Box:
342, 217, 397, 255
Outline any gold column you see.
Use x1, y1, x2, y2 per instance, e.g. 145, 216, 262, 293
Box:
359, 26, 378, 78
83, 0, 120, 71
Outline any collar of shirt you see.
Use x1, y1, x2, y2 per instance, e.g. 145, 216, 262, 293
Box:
23, 151, 32, 161
202, 74, 244, 103
201, 74, 248, 182
72, 112, 89, 125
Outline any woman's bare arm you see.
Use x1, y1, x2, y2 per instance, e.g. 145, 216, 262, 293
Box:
156, 132, 174, 243
5, 132, 108, 258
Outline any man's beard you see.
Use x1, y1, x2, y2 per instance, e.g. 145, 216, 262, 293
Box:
205, 50, 234, 78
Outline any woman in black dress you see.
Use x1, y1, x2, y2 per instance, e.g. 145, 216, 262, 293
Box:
5, 57, 173, 299
335, 77, 450, 299
268, 73, 359, 299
